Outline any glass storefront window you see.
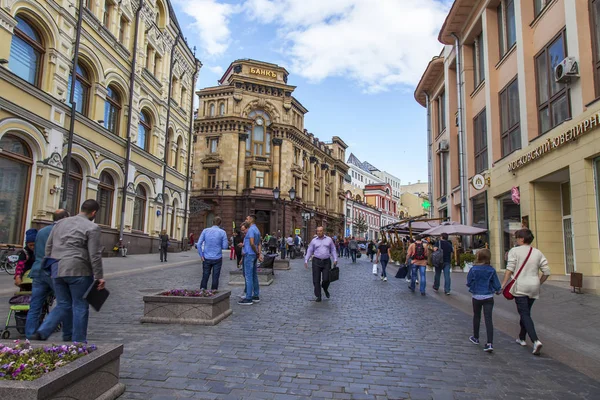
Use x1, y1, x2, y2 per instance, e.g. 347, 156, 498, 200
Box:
471, 192, 488, 248
499, 191, 521, 268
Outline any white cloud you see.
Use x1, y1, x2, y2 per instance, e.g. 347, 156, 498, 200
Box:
207, 65, 225, 75
173, 0, 240, 57
244, 0, 449, 92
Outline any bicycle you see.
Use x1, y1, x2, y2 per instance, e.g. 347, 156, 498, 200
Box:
0, 245, 18, 275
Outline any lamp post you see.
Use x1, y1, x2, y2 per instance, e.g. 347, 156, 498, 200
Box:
273, 187, 296, 258
301, 209, 315, 246
216, 180, 230, 216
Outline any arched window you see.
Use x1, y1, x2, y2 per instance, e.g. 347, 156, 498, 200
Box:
104, 85, 121, 135
9, 15, 44, 86
0, 134, 33, 245
67, 62, 91, 115
63, 158, 83, 217
132, 185, 146, 231
246, 110, 271, 157
137, 111, 151, 151
209, 104, 215, 117
155, 0, 166, 28
220, 103, 225, 115
170, 199, 178, 239
96, 172, 114, 226
176, 136, 183, 171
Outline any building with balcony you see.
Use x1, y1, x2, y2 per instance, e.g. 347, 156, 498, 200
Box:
190, 59, 348, 242
415, 0, 600, 292
0, 0, 198, 254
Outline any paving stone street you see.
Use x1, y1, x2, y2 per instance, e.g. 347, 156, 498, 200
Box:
1, 252, 599, 399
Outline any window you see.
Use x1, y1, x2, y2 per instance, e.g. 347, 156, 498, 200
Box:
220, 103, 225, 115
180, 87, 187, 108
497, 0, 516, 57
86, 0, 93, 10
132, 185, 146, 231
209, 138, 218, 153
9, 16, 44, 86
96, 172, 114, 226
102, 0, 111, 29
104, 85, 121, 135
137, 111, 151, 151
536, 31, 570, 134
255, 171, 265, 187
246, 111, 272, 156
437, 92, 446, 133
535, 0, 551, 17
146, 45, 153, 70
176, 137, 183, 171
474, 109, 488, 173
63, 158, 83, 218
153, 54, 161, 78
473, 33, 485, 87
209, 104, 215, 116
207, 168, 216, 189
67, 62, 91, 115
0, 134, 32, 245
119, 16, 127, 43
591, 0, 600, 96
500, 78, 521, 156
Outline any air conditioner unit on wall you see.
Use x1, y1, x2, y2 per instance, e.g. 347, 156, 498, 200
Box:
555, 57, 579, 83
438, 140, 449, 152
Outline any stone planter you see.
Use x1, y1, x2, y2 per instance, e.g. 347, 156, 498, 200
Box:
141, 291, 232, 325
274, 259, 290, 270
229, 269, 274, 286
0, 343, 125, 400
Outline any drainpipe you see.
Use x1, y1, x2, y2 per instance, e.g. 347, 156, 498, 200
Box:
61, 0, 85, 209
181, 58, 201, 250
425, 92, 433, 218
119, 1, 143, 241
451, 33, 468, 227
160, 35, 181, 233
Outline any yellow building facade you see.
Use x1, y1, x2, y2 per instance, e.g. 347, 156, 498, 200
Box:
416, 0, 600, 292
0, 0, 198, 254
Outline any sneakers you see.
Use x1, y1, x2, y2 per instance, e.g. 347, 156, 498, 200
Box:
238, 299, 253, 306
469, 336, 480, 345
484, 343, 494, 352
445, 292, 451, 296
252, 296, 260, 303
532, 340, 543, 355
515, 338, 527, 346
380, 275, 384, 280
383, 277, 387, 282
405, 277, 410, 283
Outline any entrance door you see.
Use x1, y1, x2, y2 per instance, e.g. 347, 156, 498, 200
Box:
561, 182, 575, 274
255, 210, 270, 238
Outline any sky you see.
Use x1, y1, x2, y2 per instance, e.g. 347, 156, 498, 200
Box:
171, 0, 452, 184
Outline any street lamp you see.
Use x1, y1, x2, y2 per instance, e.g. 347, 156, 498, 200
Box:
216, 180, 230, 215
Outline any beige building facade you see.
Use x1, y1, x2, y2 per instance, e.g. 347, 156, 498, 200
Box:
190, 60, 348, 242
416, 0, 600, 292
0, 0, 198, 254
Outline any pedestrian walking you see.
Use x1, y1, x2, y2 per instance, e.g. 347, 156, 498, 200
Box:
367, 240, 377, 263
189, 232, 195, 247
197, 216, 228, 290
233, 229, 243, 266
159, 230, 169, 262
13, 228, 37, 287
406, 235, 428, 296
229, 233, 236, 260
25, 209, 72, 340
348, 237, 358, 263
433, 233, 454, 295
501, 228, 551, 356
238, 215, 263, 305
376, 239, 391, 282
304, 226, 338, 302
467, 249, 502, 352
32, 199, 106, 343
344, 237, 350, 258
268, 232, 278, 254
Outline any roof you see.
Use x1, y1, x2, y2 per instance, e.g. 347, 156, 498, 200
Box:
414, 56, 445, 107
438, 0, 479, 45
347, 153, 380, 174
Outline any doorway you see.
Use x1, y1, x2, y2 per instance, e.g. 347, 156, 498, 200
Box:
255, 210, 270, 238
561, 181, 575, 274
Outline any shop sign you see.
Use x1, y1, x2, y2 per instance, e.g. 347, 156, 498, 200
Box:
472, 174, 486, 190
511, 187, 520, 205
295, 228, 301, 235
250, 67, 277, 78
507, 112, 600, 172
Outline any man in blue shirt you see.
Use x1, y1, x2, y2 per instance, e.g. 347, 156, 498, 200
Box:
197, 216, 229, 290
238, 214, 263, 305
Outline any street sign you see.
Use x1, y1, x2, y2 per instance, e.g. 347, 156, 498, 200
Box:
295, 228, 301, 235
345, 228, 350, 236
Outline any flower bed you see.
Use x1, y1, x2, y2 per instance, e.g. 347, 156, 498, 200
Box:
141, 290, 232, 325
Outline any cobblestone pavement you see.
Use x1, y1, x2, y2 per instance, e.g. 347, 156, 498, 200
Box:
1, 255, 599, 399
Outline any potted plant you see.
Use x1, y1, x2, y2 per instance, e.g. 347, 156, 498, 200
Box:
141, 289, 232, 325
390, 246, 403, 265
459, 252, 476, 272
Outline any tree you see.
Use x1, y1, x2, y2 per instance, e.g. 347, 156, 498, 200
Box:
354, 214, 368, 238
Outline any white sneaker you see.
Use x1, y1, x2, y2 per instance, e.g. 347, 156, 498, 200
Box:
532, 340, 543, 355
380, 275, 384, 280
405, 278, 410, 282
383, 277, 387, 282
515, 338, 527, 346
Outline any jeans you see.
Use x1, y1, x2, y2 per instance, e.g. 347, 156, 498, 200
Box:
515, 296, 539, 342
312, 258, 331, 299
244, 254, 259, 300
409, 264, 426, 294
350, 249, 357, 262
159, 245, 168, 262
37, 276, 94, 342
433, 262, 452, 293
380, 256, 389, 278
26, 271, 73, 340
201, 258, 223, 290
472, 297, 494, 344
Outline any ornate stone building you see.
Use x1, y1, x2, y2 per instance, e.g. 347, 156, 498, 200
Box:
0, 0, 199, 254
190, 59, 348, 241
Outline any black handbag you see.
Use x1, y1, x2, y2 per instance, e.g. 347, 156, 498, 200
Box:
329, 265, 340, 282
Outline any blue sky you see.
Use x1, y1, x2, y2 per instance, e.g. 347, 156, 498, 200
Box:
171, 0, 451, 184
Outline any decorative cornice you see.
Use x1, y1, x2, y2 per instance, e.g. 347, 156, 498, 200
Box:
0, 9, 17, 34
196, 118, 250, 135
42, 152, 63, 168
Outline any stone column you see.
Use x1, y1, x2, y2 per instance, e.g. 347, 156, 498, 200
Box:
237, 133, 248, 193
331, 169, 338, 213
272, 138, 283, 189
308, 163, 315, 205
320, 165, 326, 208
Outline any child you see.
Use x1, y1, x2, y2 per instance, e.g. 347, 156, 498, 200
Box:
14, 228, 37, 287
466, 249, 501, 352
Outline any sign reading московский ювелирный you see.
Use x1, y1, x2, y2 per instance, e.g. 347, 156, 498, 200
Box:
508, 112, 600, 172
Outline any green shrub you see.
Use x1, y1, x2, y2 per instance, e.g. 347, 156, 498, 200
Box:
459, 252, 476, 268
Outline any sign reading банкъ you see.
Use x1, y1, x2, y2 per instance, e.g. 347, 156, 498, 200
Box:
250, 67, 277, 78
508, 112, 600, 172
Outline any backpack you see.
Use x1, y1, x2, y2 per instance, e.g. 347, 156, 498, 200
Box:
414, 242, 426, 260
432, 247, 444, 268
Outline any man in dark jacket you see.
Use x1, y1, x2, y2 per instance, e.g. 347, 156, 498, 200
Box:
433, 233, 454, 295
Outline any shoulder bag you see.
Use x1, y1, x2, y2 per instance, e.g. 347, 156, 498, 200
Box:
503, 247, 533, 300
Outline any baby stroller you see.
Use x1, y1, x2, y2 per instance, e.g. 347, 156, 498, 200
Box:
1, 270, 56, 339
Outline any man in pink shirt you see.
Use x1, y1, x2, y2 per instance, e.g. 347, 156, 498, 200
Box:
304, 226, 338, 302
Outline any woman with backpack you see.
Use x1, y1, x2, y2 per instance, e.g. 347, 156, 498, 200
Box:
406, 235, 428, 296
